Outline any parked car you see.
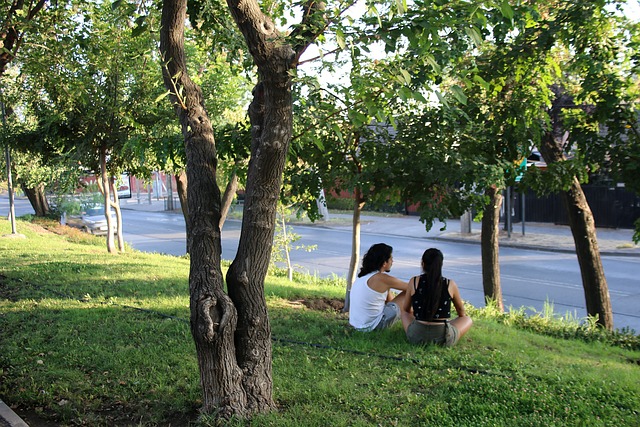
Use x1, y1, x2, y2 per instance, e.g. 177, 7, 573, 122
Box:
66, 206, 116, 236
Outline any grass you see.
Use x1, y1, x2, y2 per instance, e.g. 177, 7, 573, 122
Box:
1, 217, 640, 426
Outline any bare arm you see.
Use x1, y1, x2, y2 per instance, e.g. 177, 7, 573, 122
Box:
448, 279, 467, 317
369, 272, 409, 293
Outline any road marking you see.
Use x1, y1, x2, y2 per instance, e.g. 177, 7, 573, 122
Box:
446, 266, 630, 296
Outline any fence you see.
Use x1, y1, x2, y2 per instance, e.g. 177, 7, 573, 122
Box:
510, 185, 639, 229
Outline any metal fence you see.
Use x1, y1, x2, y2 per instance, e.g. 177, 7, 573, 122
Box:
509, 185, 640, 229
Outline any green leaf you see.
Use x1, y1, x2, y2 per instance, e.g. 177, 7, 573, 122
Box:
395, 0, 407, 14
424, 55, 441, 73
131, 24, 147, 38
473, 75, 490, 91
464, 27, 483, 47
400, 69, 411, 84
368, 4, 382, 27
398, 87, 411, 102
435, 90, 449, 108
451, 85, 467, 105
413, 91, 428, 104
111, 0, 122, 11
154, 91, 171, 103
500, 1, 514, 20
336, 28, 346, 50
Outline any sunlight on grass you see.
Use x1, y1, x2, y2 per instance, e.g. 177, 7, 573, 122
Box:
1, 218, 639, 426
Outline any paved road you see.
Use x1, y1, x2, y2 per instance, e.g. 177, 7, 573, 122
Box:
3, 195, 640, 333
114, 206, 640, 333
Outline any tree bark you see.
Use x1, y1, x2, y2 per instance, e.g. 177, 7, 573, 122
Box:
538, 87, 613, 330
559, 179, 612, 329
343, 186, 364, 313
225, 79, 280, 414
22, 183, 49, 217
223, 0, 321, 413
161, 0, 246, 418
481, 185, 504, 311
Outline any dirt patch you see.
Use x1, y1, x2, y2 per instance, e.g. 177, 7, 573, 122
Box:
299, 297, 344, 312
628, 358, 640, 366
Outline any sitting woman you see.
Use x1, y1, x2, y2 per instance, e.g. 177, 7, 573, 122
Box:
401, 248, 472, 347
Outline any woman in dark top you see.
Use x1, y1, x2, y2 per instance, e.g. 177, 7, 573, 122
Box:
401, 248, 472, 346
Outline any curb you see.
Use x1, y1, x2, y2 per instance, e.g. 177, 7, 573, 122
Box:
0, 400, 28, 427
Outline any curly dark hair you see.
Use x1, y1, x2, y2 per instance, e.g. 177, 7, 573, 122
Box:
358, 243, 393, 277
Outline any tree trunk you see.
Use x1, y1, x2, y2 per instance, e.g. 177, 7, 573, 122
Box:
343, 186, 365, 313
22, 183, 49, 217
109, 177, 125, 253
223, 0, 321, 413
174, 171, 190, 252
279, 211, 294, 281
559, 178, 612, 329
98, 147, 116, 254
539, 88, 613, 330
161, 0, 246, 418
481, 185, 504, 311
163, 0, 322, 417
219, 168, 238, 230
225, 79, 282, 414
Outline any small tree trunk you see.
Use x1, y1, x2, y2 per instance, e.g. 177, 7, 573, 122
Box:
539, 88, 613, 330
98, 147, 116, 253
174, 171, 190, 252
343, 186, 365, 313
109, 177, 125, 253
219, 169, 238, 230
280, 212, 294, 281
561, 178, 613, 329
481, 185, 504, 311
22, 183, 49, 217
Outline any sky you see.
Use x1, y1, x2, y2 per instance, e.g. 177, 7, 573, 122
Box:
624, 0, 640, 20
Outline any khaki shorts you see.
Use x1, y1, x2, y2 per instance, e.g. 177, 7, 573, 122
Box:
406, 319, 460, 347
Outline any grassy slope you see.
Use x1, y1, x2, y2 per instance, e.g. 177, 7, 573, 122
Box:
0, 218, 639, 426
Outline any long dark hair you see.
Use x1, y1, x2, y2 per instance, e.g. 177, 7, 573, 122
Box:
358, 243, 393, 277
419, 248, 444, 320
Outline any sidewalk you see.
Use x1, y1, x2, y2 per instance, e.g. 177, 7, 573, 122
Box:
119, 197, 640, 257
323, 213, 640, 257
0, 400, 28, 427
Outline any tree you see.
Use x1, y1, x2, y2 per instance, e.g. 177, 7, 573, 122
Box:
7, 0, 174, 253
480, 0, 640, 329
1, 0, 50, 222
160, 0, 332, 417
390, 0, 638, 327
289, 0, 511, 311
291, 55, 409, 311
538, 85, 613, 328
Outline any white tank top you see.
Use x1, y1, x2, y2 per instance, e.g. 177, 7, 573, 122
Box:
349, 271, 388, 331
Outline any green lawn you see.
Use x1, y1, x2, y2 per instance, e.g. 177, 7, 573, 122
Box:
1, 217, 639, 426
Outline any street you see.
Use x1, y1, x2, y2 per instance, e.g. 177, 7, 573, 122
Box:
3, 196, 640, 333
